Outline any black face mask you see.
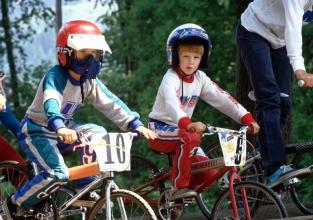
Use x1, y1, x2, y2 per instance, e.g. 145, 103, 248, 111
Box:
70, 55, 102, 79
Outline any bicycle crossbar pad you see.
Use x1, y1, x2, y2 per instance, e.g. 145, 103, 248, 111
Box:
68, 162, 100, 181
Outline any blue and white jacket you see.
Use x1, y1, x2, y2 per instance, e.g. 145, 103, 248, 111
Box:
26, 65, 142, 131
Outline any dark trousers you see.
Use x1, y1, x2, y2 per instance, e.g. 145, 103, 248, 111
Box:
236, 23, 292, 176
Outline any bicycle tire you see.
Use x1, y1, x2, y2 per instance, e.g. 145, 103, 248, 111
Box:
197, 141, 264, 218
289, 168, 313, 215
115, 154, 166, 205
210, 181, 288, 220
285, 142, 313, 215
87, 189, 157, 219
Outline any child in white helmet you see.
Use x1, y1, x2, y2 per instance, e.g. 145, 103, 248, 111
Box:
148, 23, 260, 200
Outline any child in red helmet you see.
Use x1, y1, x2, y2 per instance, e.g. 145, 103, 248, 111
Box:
3, 20, 157, 219
148, 23, 260, 200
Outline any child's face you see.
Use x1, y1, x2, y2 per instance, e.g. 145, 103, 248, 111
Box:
178, 49, 202, 75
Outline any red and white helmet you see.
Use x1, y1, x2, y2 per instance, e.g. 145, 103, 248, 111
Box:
56, 20, 111, 67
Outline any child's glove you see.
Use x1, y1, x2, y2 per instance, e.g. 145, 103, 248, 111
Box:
187, 122, 206, 134
247, 122, 260, 135
135, 126, 158, 139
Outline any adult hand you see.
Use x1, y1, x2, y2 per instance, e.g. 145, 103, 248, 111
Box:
187, 122, 206, 134
0, 94, 6, 111
135, 126, 158, 139
57, 127, 78, 144
247, 122, 260, 135
295, 69, 313, 88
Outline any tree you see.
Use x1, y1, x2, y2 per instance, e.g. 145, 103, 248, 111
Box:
235, 0, 253, 113
55, 0, 62, 34
0, 0, 54, 108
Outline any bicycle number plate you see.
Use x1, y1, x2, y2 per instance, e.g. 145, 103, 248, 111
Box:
88, 133, 132, 172
217, 128, 246, 166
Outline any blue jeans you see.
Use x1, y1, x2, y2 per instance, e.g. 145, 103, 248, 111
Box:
236, 23, 292, 176
15, 118, 106, 209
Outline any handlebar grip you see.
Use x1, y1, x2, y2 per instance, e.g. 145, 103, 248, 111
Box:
298, 80, 305, 87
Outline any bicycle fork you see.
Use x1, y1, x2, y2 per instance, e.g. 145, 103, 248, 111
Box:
228, 168, 251, 220
105, 173, 128, 220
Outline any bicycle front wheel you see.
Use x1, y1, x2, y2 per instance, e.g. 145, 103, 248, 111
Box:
211, 181, 288, 220
115, 154, 166, 206
87, 189, 157, 220
290, 171, 313, 215
288, 147, 313, 215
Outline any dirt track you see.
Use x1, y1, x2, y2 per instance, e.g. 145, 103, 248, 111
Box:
181, 202, 310, 220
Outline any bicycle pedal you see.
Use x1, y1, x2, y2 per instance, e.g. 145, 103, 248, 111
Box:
151, 169, 164, 178
283, 177, 300, 186
182, 197, 194, 204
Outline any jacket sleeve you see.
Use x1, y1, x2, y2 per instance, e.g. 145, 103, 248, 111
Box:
199, 74, 249, 123
282, 0, 306, 72
87, 79, 143, 131
42, 72, 66, 131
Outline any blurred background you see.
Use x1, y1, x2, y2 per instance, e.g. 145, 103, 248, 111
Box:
0, 0, 313, 179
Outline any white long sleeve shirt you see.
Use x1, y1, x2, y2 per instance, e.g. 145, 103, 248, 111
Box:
241, 0, 313, 72
149, 68, 249, 127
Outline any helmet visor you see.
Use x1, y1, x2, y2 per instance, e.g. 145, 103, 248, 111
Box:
67, 34, 112, 54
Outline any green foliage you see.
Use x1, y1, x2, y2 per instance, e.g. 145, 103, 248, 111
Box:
292, 24, 313, 142
0, 0, 54, 67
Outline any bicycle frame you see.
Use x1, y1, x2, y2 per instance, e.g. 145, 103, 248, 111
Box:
131, 126, 254, 219
58, 163, 128, 220
132, 154, 252, 219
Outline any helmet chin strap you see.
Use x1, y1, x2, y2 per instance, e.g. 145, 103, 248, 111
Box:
176, 66, 197, 103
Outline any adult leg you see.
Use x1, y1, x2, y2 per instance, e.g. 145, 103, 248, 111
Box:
271, 46, 292, 128
237, 24, 286, 176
